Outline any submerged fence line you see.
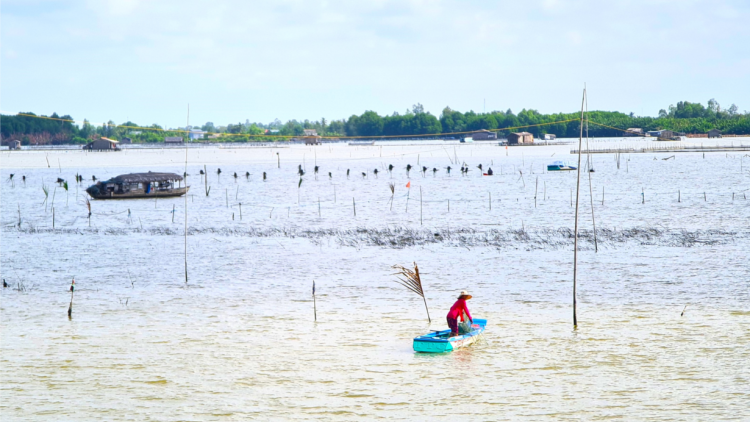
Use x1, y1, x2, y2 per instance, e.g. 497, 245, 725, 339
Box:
3, 225, 743, 249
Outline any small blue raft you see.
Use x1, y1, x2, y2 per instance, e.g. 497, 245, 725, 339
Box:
547, 161, 577, 171
413, 319, 487, 353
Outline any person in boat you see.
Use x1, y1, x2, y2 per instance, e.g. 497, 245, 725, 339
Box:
486, 167, 493, 175
447, 290, 473, 337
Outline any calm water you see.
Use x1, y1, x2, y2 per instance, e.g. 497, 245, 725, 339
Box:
2, 139, 749, 420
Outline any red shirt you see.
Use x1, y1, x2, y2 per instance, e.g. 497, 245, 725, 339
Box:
446, 298, 472, 321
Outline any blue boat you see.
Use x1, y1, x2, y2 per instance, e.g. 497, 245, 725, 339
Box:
547, 161, 577, 171
413, 319, 487, 353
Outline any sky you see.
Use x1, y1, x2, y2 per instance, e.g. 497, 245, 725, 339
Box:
2, 0, 749, 128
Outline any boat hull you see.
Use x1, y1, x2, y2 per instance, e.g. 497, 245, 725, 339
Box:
547, 165, 576, 171
413, 319, 487, 353
89, 186, 189, 199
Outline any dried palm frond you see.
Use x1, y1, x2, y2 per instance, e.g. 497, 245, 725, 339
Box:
392, 261, 431, 322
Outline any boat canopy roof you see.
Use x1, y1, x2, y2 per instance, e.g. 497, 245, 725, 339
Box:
107, 172, 183, 184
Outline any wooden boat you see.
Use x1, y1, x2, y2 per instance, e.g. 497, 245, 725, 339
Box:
86, 172, 189, 199
547, 161, 577, 171
413, 318, 487, 353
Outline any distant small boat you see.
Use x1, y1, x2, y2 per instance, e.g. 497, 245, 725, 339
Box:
86, 172, 189, 199
547, 161, 577, 171
413, 319, 487, 353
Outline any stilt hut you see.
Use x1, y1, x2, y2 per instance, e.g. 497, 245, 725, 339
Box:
83, 137, 119, 151
507, 132, 534, 145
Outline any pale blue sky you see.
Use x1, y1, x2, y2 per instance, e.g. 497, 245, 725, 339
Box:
2, 0, 749, 128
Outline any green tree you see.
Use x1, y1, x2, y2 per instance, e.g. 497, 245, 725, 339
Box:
356, 111, 384, 136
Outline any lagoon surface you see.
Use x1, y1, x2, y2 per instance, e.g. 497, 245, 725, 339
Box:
2, 139, 749, 420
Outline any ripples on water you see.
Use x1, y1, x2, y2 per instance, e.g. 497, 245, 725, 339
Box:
1, 141, 749, 420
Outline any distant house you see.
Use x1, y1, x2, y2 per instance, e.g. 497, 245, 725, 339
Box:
708, 129, 722, 138
543, 134, 556, 140
265, 129, 280, 135
189, 130, 206, 141
626, 128, 644, 136
507, 132, 534, 145
303, 129, 318, 137
471, 129, 497, 140
83, 137, 119, 151
646, 130, 661, 137
304, 137, 322, 145
658, 130, 674, 140
8, 140, 21, 150
121, 137, 132, 144
165, 137, 183, 144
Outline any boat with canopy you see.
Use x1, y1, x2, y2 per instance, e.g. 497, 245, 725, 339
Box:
86, 172, 189, 199
547, 161, 577, 171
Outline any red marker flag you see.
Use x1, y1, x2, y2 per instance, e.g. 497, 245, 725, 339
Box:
406, 181, 411, 188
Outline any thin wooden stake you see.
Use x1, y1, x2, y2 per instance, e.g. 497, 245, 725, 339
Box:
353, 198, 356, 216
204, 165, 209, 196
239, 203, 242, 220
172, 204, 175, 223
313, 280, 317, 322
68, 290, 74, 318
420, 187, 423, 226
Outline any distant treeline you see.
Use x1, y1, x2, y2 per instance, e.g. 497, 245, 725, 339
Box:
2, 99, 749, 145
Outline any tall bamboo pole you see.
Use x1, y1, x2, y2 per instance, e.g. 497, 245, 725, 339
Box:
573, 88, 586, 328
184, 104, 190, 284
584, 91, 598, 252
